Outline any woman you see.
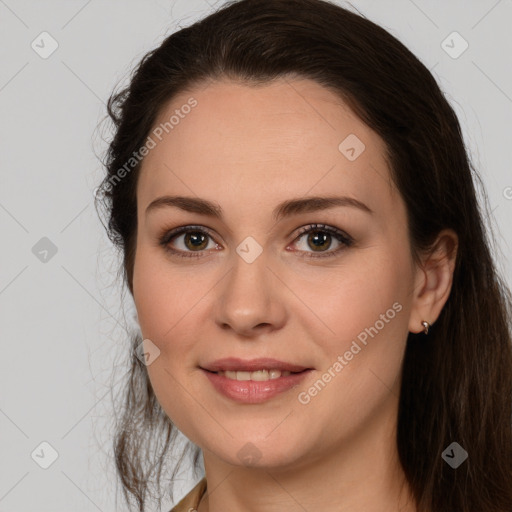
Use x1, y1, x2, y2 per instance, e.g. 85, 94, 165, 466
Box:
95, 0, 512, 511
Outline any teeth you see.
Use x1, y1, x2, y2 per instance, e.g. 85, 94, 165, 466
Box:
218, 369, 292, 381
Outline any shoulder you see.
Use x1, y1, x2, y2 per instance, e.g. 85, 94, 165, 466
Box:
169, 477, 207, 512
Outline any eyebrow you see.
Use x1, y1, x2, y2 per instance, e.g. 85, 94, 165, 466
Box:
145, 194, 373, 221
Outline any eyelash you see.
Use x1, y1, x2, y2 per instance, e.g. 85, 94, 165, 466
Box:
158, 223, 354, 260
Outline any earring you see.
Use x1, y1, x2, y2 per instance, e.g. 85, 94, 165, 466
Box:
421, 320, 430, 335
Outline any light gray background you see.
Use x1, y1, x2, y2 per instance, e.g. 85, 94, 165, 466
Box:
1, 0, 511, 510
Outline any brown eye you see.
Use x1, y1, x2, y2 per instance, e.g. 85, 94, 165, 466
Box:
159, 226, 219, 258
305, 231, 333, 252
291, 224, 353, 259
183, 231, 209, 251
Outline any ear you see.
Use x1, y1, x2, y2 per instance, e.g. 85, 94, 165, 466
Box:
408, 229, 459, 334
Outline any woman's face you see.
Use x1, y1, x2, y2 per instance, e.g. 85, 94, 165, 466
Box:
132, 78, 423, 469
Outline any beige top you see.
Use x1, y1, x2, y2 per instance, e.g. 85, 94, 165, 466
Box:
169, 478, 207, 512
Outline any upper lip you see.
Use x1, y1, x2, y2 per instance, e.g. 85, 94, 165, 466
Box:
201, 357, 311, 373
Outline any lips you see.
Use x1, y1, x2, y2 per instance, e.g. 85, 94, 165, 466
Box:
200, 357, 311, 373
202, 367, 313, 404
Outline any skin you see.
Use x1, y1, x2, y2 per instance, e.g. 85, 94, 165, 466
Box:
132, 78, 458, 512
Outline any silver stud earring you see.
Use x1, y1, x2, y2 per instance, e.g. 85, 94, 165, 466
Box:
421, 320, 431, 335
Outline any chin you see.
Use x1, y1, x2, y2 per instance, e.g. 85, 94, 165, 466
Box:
209, 436, 308, 470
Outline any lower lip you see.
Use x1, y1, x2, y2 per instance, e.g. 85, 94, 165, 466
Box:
201, 369, 312, 404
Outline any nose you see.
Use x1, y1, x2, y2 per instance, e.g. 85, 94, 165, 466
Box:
213, 248, 287, 338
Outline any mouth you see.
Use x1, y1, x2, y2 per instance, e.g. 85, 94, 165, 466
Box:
199, 358, 313, 404
202, 368, 308, 381
201, 357, 312, 373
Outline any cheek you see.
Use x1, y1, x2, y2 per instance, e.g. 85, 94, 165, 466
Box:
309, 249, 411, 352
293, 256, 410, 443
301, 247, 412, 406
132, 247, 214, 364
132, 250, 204, 434
132, 247, 182, 340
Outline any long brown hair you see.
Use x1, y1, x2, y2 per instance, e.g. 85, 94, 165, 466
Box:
95, 1, 512, 510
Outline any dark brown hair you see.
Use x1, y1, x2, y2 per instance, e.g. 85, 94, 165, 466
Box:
95, 1, 512, 510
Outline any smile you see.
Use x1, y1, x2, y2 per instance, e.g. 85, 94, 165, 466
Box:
201, 368, 312, 404
214, 369, 293, 380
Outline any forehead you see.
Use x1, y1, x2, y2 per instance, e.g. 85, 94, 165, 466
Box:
137, 78, 397, 217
